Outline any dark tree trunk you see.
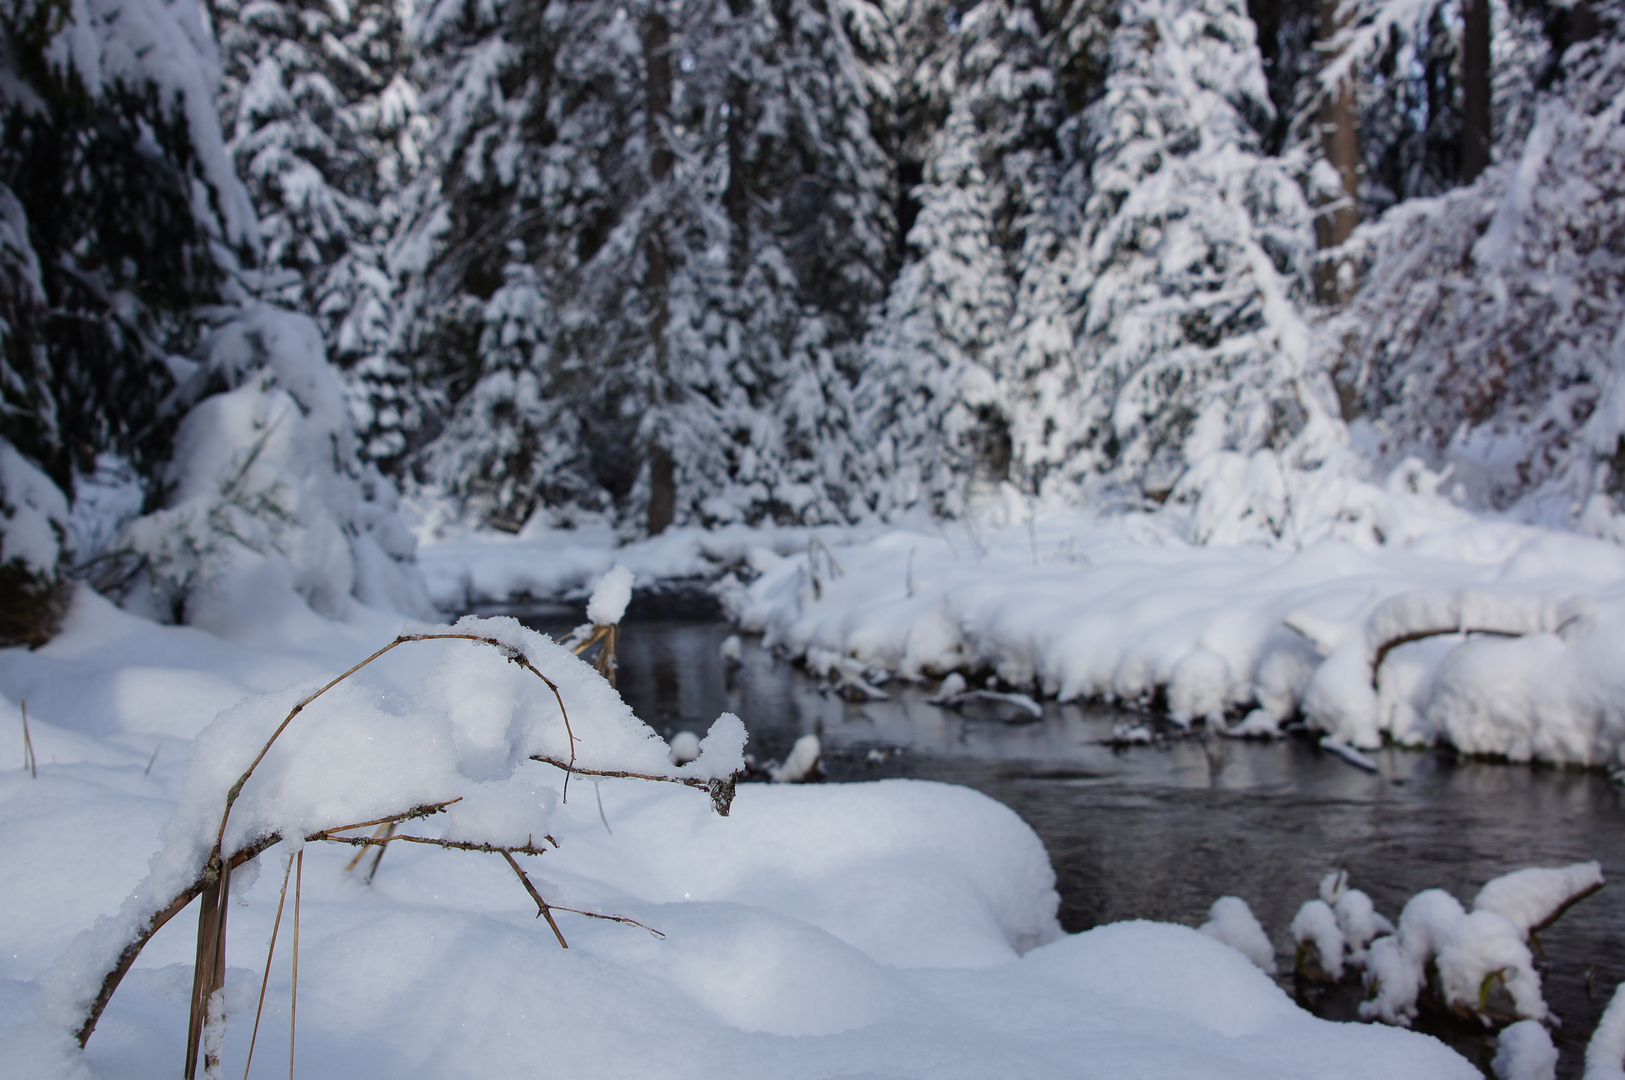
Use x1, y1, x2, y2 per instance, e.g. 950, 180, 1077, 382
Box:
1460, 0, 1492, 182
1314, 0, 1361, 304
642, 3, 676, 534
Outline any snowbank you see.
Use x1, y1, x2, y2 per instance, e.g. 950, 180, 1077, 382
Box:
722, 495, 1625, 768
410, 510, 869, 611
0, 586, 1478, 1079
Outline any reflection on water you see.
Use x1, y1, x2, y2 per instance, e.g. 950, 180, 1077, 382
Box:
512, 612, 1625, 1077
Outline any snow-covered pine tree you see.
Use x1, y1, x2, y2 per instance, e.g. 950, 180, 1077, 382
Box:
0, 0, 256, 639
654, 0, 897, 529
1304, 0, 1554, 225
402, 0, 645, 528
413, 0, 896, 532
1326, 1, 1625, 531
216, 0, 429, 463
1002, 0, 1343, 542
854, 0, 1060, 518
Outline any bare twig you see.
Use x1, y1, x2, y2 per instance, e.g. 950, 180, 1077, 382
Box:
501, 851, 568, 948
530, 756, 737, 817
316, 832, 560, 857
75, 831, 286, 1047
323, 799, 463, 838
1530, 879, 1604, 937
243, 853, 294, 1080
547, 905, 665, 939
1371, 625, 1518, 686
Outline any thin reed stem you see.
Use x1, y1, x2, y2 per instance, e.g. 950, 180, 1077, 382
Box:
363, 822, 396, 883
290, 850, 301, 1080
243, 853, 294, 1080
343, 824, 392, 873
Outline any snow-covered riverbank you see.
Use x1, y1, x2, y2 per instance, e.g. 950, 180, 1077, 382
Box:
414, 482, 1625, 771
727, 504, 1625, 769
0, 587, 1481, 1079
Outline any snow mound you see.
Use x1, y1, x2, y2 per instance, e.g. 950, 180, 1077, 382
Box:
1199, 896, 1277, 973
1590, 982, 1625, 1080
1494, 1019, 1558, 1080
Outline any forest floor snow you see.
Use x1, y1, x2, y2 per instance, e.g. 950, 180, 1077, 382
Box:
0, 587, 1478, 1079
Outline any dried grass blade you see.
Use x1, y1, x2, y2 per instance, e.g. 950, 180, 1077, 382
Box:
206, 859, 232, 1076
243, 852, 294, 1080
343, 823, 391, 873
185, 859, 231, 1080
290, 849, 302, 1080
363, 821, 396, 884
21, 699, 36, 779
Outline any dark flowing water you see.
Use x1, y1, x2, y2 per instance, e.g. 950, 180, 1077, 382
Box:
492, 602, 1625, 1077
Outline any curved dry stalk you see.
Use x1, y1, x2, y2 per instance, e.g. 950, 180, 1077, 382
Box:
547, 905, 665, 939
1370, 626, 1520, 687
216, 633, 578, 860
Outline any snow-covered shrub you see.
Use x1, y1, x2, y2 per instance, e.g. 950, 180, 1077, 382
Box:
1283, 864, 1600, 1033
1350, 862, 1602, 1028
112, 305, 432, 629
0, 437, 71, 645
1327, 4, 1625, 531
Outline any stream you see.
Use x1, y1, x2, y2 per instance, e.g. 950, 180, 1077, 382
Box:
486, 598, 1625, 1077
